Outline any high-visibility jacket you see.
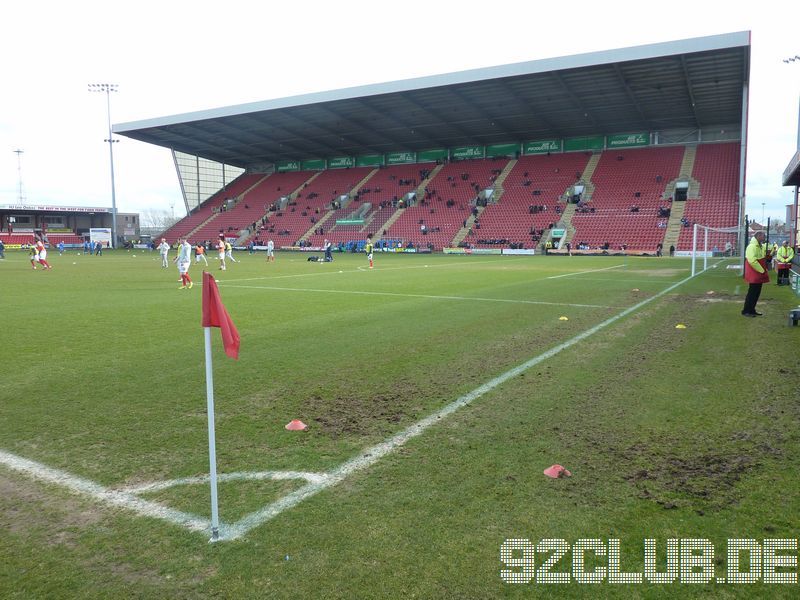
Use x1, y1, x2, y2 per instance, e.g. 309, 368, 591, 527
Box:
776, 245, 794, 265
744, 237, 769, 284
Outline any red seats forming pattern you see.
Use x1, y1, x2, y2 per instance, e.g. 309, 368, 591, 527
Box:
0, 232, 83, 245
160, 173, 262, 244
256, 167, 374, 245
677, 142, 741, 251
154, 144, 741, 252
571, 146, 684, 251
305, 162, 437, 247
383, 157, 509, 247
471, 153, 591, 248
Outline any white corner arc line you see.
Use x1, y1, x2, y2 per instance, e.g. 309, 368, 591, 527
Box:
224, 273, 695, 541
546, 264, 625, 279
0, 449, 210, 534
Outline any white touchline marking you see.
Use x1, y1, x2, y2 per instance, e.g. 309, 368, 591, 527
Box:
0, 449, 210, 534
222, 284, 619, 309
546, 264, 625, 279
219, 258, 530, 283
120, 470, 329, 494
223, 273, 696, 541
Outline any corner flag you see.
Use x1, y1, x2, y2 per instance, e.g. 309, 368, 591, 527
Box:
202, 271, 240, 359
201, 271, 240, 541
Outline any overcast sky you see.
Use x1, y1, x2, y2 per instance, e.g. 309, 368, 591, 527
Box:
1, 1, 798, 223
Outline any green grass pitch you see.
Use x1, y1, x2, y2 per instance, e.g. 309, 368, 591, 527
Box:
1, 248, 799, 598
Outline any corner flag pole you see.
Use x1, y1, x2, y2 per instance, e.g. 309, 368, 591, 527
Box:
200, 271, 241, 543
204, 327, 221, 542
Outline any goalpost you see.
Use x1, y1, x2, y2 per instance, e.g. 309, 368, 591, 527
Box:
690, 223, 746, 277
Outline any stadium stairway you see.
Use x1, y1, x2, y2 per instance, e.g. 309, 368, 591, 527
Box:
662, 199, 687, 251
451, 204, 486, 247
558, 202, 578, 247
578, 153, 601, 200
373, 206, 406, 243
488, 158, 518, 201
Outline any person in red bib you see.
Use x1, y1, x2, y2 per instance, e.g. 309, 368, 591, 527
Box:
742, 231, 769, 317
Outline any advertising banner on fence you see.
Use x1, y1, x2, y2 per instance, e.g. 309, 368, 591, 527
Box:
502, 248, 536, 255
523, 140, 560, 155
607, 133, 649, 148
89, 228, 112, 248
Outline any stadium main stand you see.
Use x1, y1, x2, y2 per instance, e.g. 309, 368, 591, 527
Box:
158, 144, 741, 254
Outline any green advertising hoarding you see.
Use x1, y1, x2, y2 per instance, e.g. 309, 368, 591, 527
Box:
276, 160, 300, 172
486, 143, 520, 158
418, 148, 448, 162
356, 154, 384, 167
564, 136, 605, 152
301, 159, 326, 170
328, 156, 355, 169
524, 139, 561, 154
451, 145, 485, 160
607, 133, 649, 148
386, 151, 416, 165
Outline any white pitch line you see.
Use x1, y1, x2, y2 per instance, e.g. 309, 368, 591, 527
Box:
121, 470, 329, 494
224, 272, 695, 541
0, 449, 210, 534
221, 284, 618, 309
546, 264, 625, 279
217, 258, 530, 284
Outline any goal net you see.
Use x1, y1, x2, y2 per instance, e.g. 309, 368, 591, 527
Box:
690, 223, 745, 277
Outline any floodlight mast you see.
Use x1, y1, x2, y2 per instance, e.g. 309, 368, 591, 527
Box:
13, 149, 25, 203
88, 83, 119, 248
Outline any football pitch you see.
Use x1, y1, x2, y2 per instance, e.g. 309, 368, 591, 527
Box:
2, 249, 799, 598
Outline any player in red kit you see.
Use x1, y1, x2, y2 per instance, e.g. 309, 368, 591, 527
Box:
35, 238, 52, 270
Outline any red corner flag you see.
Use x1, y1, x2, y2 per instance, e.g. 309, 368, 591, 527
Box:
202, 271, 240, 359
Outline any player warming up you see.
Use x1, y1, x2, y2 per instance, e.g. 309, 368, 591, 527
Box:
225, 240, 238, 263
266, 239, 275, 262
174, 236, 194, 289
35, 237, 52, 270
157, 238, 170, 268
216, 236, 227, 271
195, 242, 209, 266
365, 233, 374, 269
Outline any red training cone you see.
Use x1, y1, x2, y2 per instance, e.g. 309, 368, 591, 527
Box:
543, 464, 572, 478
285, 419, 308, 431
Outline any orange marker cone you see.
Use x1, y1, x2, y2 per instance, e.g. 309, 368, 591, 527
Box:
285, 419, 308, 431
543, 464, 572, 478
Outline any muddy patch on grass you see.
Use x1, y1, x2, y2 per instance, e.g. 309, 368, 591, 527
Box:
305, 389, 421, 438
618, 433, 782, 512
0, 472, 105, 547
